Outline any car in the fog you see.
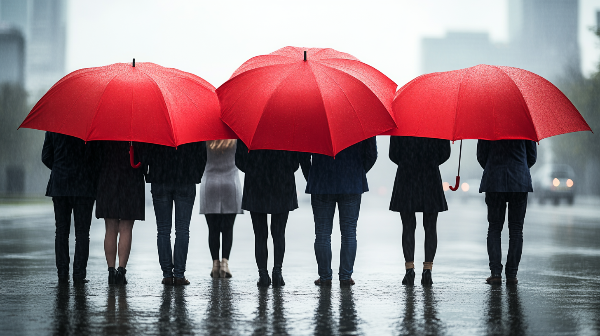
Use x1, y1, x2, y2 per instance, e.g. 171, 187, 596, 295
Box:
532, 164, 576, 205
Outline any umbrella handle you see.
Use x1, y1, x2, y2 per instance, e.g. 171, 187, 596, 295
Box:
129, 145, 141, 169
448, 175, 460, 191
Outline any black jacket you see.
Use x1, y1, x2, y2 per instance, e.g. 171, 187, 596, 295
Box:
42, 132, 100, 198
389, 136, 451, 213
305, 137, 377, 194
235, 140, 310, 213
477, 140, 537, 192
140, 142, 207, 184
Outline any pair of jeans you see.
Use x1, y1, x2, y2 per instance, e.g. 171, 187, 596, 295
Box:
52, 196, 95, 279
311, 194, 361, 281
205, 214, 236, 260
400, 212, 438, 263
250, 212, 289, 271
486, 192, 528, 278
152, 183, 196, 278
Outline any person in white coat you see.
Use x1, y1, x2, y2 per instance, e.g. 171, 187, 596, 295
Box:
199, 139, 243, 278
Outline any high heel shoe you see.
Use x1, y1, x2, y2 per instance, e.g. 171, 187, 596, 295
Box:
257, 269, 271, 287
115, 267, 127, 285
272, 266, 285, 287
108, 267, 116, 285
220, 258, 232, 278
210, 260, 220, 278
402, 268, 415, 286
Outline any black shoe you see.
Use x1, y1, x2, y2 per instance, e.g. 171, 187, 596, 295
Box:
108, 267, 116, 285
257, 269, 271, 287
73, 277, 89, 284
402, 268, 415, 286
115, 267, 127, 285
506, 277, 518, 285
486, 273, 502, 285
421, 269, 433, 285
340, 278, 355, 286
272, 267, 285, 287
314, 278, 332, 286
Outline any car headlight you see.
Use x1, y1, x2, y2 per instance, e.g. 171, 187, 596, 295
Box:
553, 178, 560, 187
567, 179, 573, 187
461, 182, 469, 192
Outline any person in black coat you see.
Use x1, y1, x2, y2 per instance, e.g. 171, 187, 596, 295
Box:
306, 137, 377, 287
235, 140, 310, 287
477, 139, 537, 285
389, 136, 450, 285
42, 131, 100, 284
96, 141, 145, 285
140, 142, 206, 286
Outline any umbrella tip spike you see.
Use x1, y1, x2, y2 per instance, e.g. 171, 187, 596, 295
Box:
304, 51, 307, 61
133, 58, 135, 67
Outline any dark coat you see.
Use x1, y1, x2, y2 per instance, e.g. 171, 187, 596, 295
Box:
42, 132, 100, 198
477, 140, 537, 193
305, 137, 377, 194
235, 140, 310, 214
389, 136, 451, 213
140, 142, 207, 185
95, 141, 145, 220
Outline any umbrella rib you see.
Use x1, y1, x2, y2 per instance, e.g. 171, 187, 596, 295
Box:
142, 70, 177, 146
86, 70, 127, 141
494, 66, 540, 140
313, 63, 367, 153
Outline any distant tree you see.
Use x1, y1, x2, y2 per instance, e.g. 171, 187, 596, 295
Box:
553, 29, 600, 195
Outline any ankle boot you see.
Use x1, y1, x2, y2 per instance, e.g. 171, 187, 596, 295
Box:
272, 266, 285, 287
220, 258, 232, 278
402, 268, 415, 286
210, 260, 220, 278
421, 269, 433, 285
115, 267, 127, 285
257, 269, 271, 287
108, 267, 117, 285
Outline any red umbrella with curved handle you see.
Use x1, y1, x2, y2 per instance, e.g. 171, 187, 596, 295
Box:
384, 64, 592, 190
20, 60, 236, 167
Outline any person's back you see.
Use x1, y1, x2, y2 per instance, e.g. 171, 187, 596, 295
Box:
477, 139, 537, 285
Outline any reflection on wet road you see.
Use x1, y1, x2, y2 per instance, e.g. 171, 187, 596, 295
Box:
0, 195, 599, 335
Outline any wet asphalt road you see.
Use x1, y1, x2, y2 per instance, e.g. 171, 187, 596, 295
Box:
0, 193, 599, 336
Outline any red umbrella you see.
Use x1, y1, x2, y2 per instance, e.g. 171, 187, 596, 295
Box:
383, 64, 592, 190
20, 60, 236, 166
217, 46, 398, 156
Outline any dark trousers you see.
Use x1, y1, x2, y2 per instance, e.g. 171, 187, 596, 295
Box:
205, 214, 236, 260
250, 211, 289, 271
52, 196, 95, 279
312, 194, 361, 281
400, 212, 438, 263
151, 183, 196, 278
486, 192, 528, 278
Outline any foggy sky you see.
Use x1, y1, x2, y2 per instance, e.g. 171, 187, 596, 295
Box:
67, 0, 600, 88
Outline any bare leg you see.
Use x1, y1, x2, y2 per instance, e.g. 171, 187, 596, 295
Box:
117, 220, 135, 268
104, 218, 119, 268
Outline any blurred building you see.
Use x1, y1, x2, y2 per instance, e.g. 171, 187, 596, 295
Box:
0, 24, 24, 85
422, 0, 580, 83
0, 0, 66, 95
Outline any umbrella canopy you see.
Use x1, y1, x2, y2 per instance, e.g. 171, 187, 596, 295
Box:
383, 64, 591, 141
20, 61, 236, 147
217, 46, 398, 156
383, 64, 592, 190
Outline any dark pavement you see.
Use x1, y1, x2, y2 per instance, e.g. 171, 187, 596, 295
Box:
0, 193, 599, 335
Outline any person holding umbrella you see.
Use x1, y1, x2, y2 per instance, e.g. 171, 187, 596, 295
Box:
199, 139, 243, 279
478, 140, 537, 285
235, 140, 310, 287
96, 141, 146, 285
309, 137, 377, 287
42, 131, 100, 284
389, 136, 450, 286
141, 141, 207, 286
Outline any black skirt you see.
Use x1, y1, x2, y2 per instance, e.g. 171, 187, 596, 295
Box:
95, 141, 145, 220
